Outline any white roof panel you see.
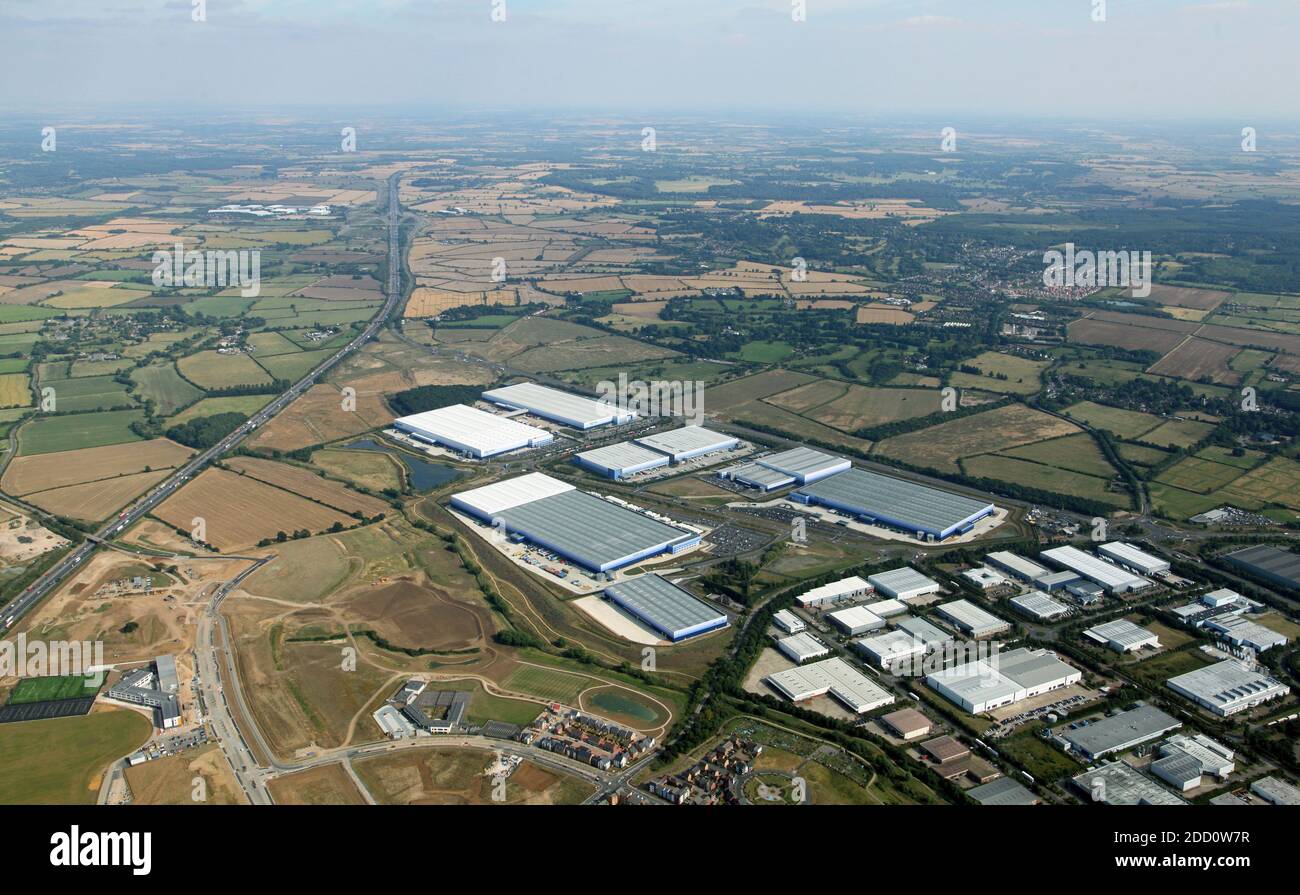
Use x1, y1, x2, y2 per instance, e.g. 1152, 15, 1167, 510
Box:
483, 382, 630, 427
450, 472, 574, 518
395, 404, 551, 455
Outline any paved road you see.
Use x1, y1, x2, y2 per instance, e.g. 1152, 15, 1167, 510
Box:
0, 173, 406, 635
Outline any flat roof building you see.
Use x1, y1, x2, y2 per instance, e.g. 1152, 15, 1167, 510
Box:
765, 657, 896, 713
1203, 616, 1288, 653
868, 567, 942, 602
482, 382, 634, 429
1223, 544, 1300, 593
921, 735, 970, 764
792, 468, 995, 541
772, 608, 805, 634
827, 605, 886, 636
879, 707, 932, 740
1098, 542, 1170, 576
1040, 546, 1150, 594
1150, 752, 1204, 792
962, 567, 1007, 590
724, 461, 795, 492
893, 615, 954, 649
1166, 660, 1290, 716
863, 598, 907, 618
853, 630, 926, 672
1251, 776, 1300, 806
986, 551, 1049, 582
451, 473, 700, 572
604, 575, 728, 642
935, 599, 1011, 638
1009, 591, 1070, 621
755, 446, 850, 485
1072, 761, 1187, 806
1084, 619, 1161, 653
574, 442, 669, 479
926, 648, 1080, 714
1060, 705, 1182, 760
968, 777, 1039, 806
1160, 734, 1234, 780
776, 632, 832, 663
633, 426, 738, 463
1034, 570, 1082, 592
796, 575, 872, 608
393, 404, 553, 458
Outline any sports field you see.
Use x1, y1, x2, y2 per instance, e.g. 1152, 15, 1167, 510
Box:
6, 674, 102, 704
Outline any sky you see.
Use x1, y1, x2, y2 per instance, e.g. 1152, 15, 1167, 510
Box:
1, 0, 1297, 120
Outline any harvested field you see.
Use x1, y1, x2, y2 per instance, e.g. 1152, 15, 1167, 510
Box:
1062, 400, 1162, 439
1217, 457, 1300, 510
0, 373, 31, 408
177, 350, 273, 389
2, 438, 192, 496
804, 385, 942, 431
153, 468, 356, 550
1147, 338, 1242, 385
247, 383, 391, 453
224, 456, 389, 517
856, 306, 914, 325
353, 747, 595, 805
23, 469, 173, 521
875, 404, 1079, 472
1067, 318, 1187, 354
267, 763, 367, 805
338, 579, 486, 651
1146, 285, 1230, 311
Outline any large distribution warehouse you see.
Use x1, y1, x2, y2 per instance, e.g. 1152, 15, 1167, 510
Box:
1166, 660, 1290, 716
926, 647, 1081, 713
633, 426, 738, 463
935, 599, 1010, 638
1040, 545, 1150, 594
723, 446, 849, 492
1097, 542, 1170, 576
576, 425, 739, 479
792, 467, 995, 541
1223, 544, 1300, 592
603, 574, 728, 642
574, 442, 669, 479
482, 382, 635, 429
867, 567, 942, 602
393, 404, 553, 458
450, 473, 699, 572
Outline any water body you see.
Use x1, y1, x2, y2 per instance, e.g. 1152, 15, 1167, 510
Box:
586, 689, 658, 724
343, 439, 464, 491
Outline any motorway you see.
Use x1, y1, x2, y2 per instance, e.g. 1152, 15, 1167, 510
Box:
0, 173, 406, 635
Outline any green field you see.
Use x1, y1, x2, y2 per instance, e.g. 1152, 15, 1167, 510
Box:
17, 409, 145, 455
178, 350, 273, 388
1155, 456, 1247, 494
7, 674, 102, 704
1063, 400, 1162, 438
949, 351, 1049, 395
0, 709, 152, 804
731, 340, 795, 364
997, 433, 1117, 477
503, 665, 593, 704
963, 454, 1129, 506
166, 395, 272, 425
47, 374, 136, 413
254, 348, 333, 381
131, 363, 204, 416
1136, 418, 1216, 450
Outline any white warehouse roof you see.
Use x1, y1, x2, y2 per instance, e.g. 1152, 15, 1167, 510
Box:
634, 426, 738, 461
776, 632, 831, 663
1084, 619, 1160, 652
796, 575, 872, 607
1166, 660, 1290, 716
755, 446, 851, 483
765, 657, 895, 713
827, 605, 885, 634
1040, 546, 1148, 593
449, 472, 574, 518
935, 599, 1010, 637
868, 567, 941, 601
482, 382, 633, 428
1098, 542, 1170, 575
394, 404, 553, 458
986, 551, 1049, 581
574, 441, 669, 477
1009, 591, 1070, 621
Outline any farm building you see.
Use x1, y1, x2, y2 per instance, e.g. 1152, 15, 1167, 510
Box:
393, 404, 553, 458
1060, 705, 1182, 760
1083, 619, 1161, 653
852, 629, 926, 672
772, 609, 805, 634
1223, 544, 1300, 592
827, 605, 886, 636
450, 473, 700, 572
795, 575, 872, 608
764, 657, 895, 713
985, 551, 1049, 582
1097, 542, 1170, 576
776, 632, 831, 663
926, 648, 1080, 714
791, 467, 995, 541
574, 442, 669, 479
633, 426, 738, 463
1040, 546, 1150, 595
935, 599, 1010, 638
1008, 591, 1070, 621
482, 382, 635, 429
603, 575, 728, 642
1166, 660, 1290, 716
867, 567, 942, 602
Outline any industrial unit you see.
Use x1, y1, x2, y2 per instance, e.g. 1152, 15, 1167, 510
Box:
879, 707, 932, 740
961, 567, 1006, 590
926, 648, 1081, 713
776, 632, 832, 663
772, 608, 805, 634
482, 382, 635, 428
450, 473, 700, 572
1098, 541, 1171, 576
1008, 590, 1070, 621
1072, 761, 1186, 806
106, 655, 182, 729
1039, 546, 1150, 594
1059, 704, 1182, 760
392, 404, 554, 458
1159, 734, 1235, 780
1083, 619, 1161, 653
985, 551, 1049, 582
867, 567, 942, 602
791, 467, 995, 541
826, 605, 886, 636
863, 598, 907, 618
764, 657, 896, 713
968, 777, 1039, 806
603, 574, 728, 642
893, 615, 954, 649
754, 446, 850, 484
1223, 544, 1300, 592
795, 575, 873, 608
633, 426, 738, 463
853, 629, 927, 672
574, 442, 669, 479
935, 599, 1011, 638
723, 461, 796, 492
1203, 616, 1288, 653
1166, 659, 1290, 716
